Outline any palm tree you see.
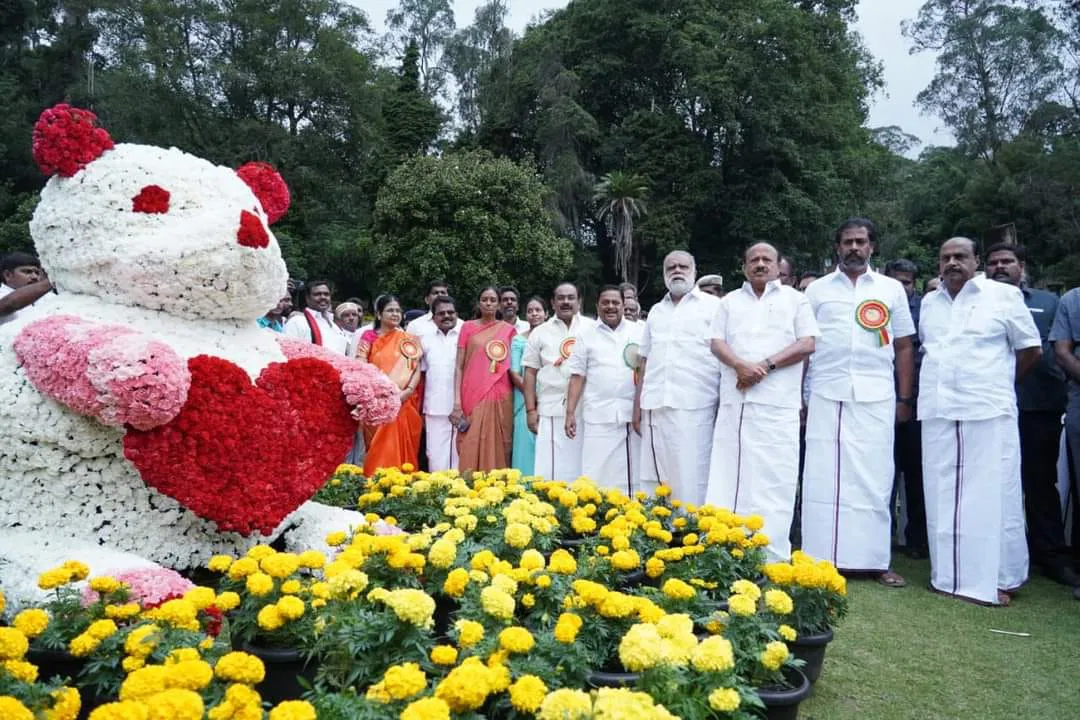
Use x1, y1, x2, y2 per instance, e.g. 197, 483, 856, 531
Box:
593, 172, 648, 283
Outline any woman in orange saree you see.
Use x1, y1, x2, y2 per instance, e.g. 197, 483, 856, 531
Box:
453, 287, 517, 472
355, 295, 423, 476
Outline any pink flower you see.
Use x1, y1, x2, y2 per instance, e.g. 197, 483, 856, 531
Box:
82, 567, 194, 607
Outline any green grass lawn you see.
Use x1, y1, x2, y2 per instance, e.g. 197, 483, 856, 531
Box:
799, 555, 1080, 719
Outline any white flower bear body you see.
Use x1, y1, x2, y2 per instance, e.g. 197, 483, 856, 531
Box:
0, 105, 398, 610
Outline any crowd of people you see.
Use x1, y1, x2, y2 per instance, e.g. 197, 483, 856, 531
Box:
2, 215, 1079, 608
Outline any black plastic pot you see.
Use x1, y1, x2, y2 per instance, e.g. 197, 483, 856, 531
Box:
586, 669, 641, 688
241, 642, 318, 704
788, 627, 833, 684
558, 535, 589, 550
616, 569, 646, 588
756, 667, 811, 720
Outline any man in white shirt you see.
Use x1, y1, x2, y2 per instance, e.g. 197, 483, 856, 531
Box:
499, 286, 531, 334
802, 218, 916, 586
283, 280, 350, 355
564, 286, 645, 495
420, 296, 464, 471
0, 252, 54, 326
706, 244, 818, 559
632, 251, 722, 504
623, 297, 641, 324
920, 237, 1041, 606
524, 282, 589, 480
406, 280, 451, 339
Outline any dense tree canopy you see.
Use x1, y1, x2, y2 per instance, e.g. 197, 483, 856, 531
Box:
0, 0, 1078, 306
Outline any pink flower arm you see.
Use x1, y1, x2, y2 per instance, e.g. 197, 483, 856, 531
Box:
13, 315, 190, 431
276, 336, 400, 425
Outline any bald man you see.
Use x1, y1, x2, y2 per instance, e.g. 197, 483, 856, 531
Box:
705, 243, 819, 559
919, 236, 1041, 606
632, 251, 723, 504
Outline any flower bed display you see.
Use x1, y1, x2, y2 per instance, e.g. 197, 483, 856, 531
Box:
0, 467, 848, 719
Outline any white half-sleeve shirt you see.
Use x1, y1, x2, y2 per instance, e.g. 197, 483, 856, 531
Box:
712, 280, 820, 408
804, 269, 916, 403
565, 318, 644, 424
523, 314, 592, 417
918, 276, 1041, 421
420, 324, 462, 417
639, 287, 722, 410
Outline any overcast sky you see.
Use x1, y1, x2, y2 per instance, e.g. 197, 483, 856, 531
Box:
360, 0, 953, 152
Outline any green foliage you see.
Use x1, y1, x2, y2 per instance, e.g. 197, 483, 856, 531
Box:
371, 150, 574, 305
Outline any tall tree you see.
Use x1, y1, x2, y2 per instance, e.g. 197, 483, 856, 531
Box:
593, 172, 647, 283
904, 0, 1064, 160
384, 0, 455, 100
444, 0, 513, 135
381, 40, 443, 163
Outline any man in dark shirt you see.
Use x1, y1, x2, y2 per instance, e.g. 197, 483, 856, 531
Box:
885, 259, 927, 557
1051, 285, 1080, 601
986, 243, 1076, 586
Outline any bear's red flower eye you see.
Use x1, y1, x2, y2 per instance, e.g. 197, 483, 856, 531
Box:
133, 185, 170, 214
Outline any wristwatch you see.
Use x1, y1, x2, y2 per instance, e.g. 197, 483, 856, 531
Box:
766, 358, 777, 371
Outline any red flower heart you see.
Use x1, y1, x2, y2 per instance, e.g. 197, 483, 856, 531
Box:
123, 355, 356, 536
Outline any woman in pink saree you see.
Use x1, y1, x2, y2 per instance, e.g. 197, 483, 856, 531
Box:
453, 286, 517, 472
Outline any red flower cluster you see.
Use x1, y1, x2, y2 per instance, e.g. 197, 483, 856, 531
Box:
236, 161, 291, 224
122, 355, 356, 536
236, 210, 270, 248
132, 184, 171, 214
32, 104, 114, 177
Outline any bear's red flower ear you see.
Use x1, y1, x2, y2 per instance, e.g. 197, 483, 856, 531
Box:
236, 162, 290, 225
32, 104, 114, 178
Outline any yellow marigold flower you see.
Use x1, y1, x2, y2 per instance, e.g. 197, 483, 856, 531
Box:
143, 688, 204, 719
504, 522, 533, 549
120, 665, 169, 700
521, 593, 536, 608
553, 612, 582, 644
490, 573, 519, 596
537, 688, 592, 720
85, 619, 118, 641
455, 619, 485, 648
144, 599, 199, 631
122, 656, 145, 674
381, 589, 436, 628
498, 626, 535, 654
245, 573, 274, 597
547, 549, 577, 575
709, 687, 741, 712
44, 686, 81, 720
325, 531, 348, 547
778, 624, 798, 642
276, 596, 305, 621
2, 659, 38, 683
596, 545, 610, 556
227, 557, 259, 580
379, 663, 426, 701
730, 579, 761, 601
519, 549, 546, 572
215, 591, 241, 612
618, 623, 663, 672
661, 578, 696, 601
656, 613, 693, 639
164, 660, 214, 691
260, 553, 300, 580
0, 696, 34, 720
37, 567, 72, 591
728, 593, 757, 617
182, 587, 216, 611
257, 605, 284, 631
209, 684, 262, 720
691, 636, 735, 672
296, 550, 326, 570
68, 633, 100, 657
124, 624, 160, 658
400, 697, 451, 720
535, 574, 552, 589
764, 589, 794, 615
427, 539, 458, 569
480, 587, 515, 621
435, 658, 492, 711
431, 645, 458, 665
610, 549, 640, 571
645, 557, 665, 579
214, 652, 266, 685
751, 532, 770, 547
760, 640, 790, 671
509, 675, 548, 712
731, 548, 745, 559
13, 609, 49, 639
207, 555, 233, 573
62, 561, 90, 582
105, 603, 141, 621
246, 545, 275, 561
745, 514, 765, 531
279, 580, 301, 595
442, 568, 470, 598
654, 485, 672, 498
166, 648, 200, 664
611, 534, 630, 551
89, 576, 123, 594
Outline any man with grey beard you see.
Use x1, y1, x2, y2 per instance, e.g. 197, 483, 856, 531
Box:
632, 250, 722, 504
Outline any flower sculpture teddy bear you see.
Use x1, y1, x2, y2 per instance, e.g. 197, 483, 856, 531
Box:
0, 105, 401, 610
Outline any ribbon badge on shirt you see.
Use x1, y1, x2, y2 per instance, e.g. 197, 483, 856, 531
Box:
484, 339, 508, 373
623, 342, 642, 385
856, 299, 891, 346
554, 337, 576, 367
399, 337, 422, 370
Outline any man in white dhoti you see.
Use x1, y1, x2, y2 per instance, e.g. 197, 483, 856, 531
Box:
632, 251, 722, 505
420, 296, 464, 471
705, 243, 818, 560
802, 218, 916, 586
920, 237, 1041, 606
524, 283, 589, 480
564, 286, 645, 495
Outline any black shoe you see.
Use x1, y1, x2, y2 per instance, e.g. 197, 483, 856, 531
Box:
1044, 565, 1080, 587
